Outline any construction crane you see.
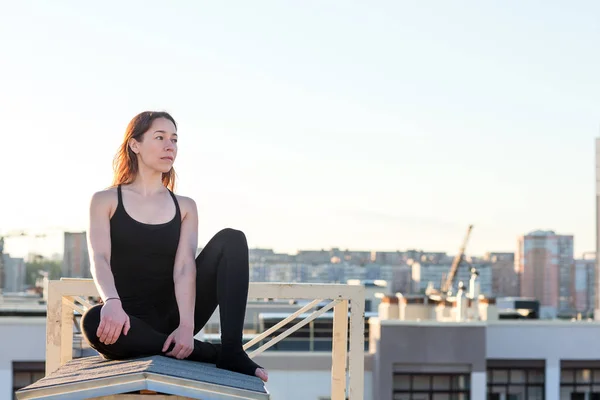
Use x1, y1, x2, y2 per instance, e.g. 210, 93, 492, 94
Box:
440, 224, 474, 295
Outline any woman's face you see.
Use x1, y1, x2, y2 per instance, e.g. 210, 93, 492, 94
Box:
131, 117, 178, 173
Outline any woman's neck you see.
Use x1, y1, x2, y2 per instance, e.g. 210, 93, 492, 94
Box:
128, 169, 166, 196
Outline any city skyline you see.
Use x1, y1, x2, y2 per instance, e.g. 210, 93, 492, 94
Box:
6, 228, 594, 315
1, 227, 594, 261
1, 2, 599, 258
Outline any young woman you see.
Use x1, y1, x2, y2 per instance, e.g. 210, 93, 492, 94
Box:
80, 111, 268, 382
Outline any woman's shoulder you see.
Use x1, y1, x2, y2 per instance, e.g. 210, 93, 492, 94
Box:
89, 187, 119, 211
91, 186, 118, 200
174, 193, 198, 218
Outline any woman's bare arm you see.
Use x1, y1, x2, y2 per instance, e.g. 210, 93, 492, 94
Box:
88, 190, 119, 301
172, 196, 199, 329
87, 189, 130, 345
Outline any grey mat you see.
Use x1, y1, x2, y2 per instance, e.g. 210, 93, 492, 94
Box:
23, 355, 267, 394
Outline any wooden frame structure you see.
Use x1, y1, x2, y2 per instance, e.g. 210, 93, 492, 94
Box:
46, 278, 365, 400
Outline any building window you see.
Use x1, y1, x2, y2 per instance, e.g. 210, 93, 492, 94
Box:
393, 373, 470, 399
487, 367, 544, 400
12, 362, 45, 400
560, 368, 600, 399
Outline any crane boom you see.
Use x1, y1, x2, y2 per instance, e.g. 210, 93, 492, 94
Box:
441, 225, 474, 294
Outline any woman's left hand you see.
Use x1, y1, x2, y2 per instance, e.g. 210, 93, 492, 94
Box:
162, 325, 194, 359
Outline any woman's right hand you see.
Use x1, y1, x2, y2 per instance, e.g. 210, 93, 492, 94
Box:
97, 299, 131, 345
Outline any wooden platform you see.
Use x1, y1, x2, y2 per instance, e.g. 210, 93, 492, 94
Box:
16, 355, 269, 400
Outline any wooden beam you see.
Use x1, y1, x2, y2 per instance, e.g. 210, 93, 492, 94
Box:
331, 299, 349, 400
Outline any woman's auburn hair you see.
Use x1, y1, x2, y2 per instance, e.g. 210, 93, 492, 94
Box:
112, 111, 177, 192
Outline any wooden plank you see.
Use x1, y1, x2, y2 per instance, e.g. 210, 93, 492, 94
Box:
249, 299, 340, 358
60, 296, 74, 366
58, 277, 99, 296
248, 282, 362, 300
63, 295, 86, 315
89, 395, 194, 399
243, 298, 323, 350
348, 285, 365, 400
45, 281, 62, 375
331, 299, 348, 400
56, 278, 364, 301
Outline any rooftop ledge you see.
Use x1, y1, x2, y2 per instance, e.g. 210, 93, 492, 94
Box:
369, 318, 600, 327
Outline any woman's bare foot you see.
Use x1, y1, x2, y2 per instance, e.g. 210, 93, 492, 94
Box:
255, 367, 268, 382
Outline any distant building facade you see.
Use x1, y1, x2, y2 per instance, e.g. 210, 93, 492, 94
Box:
574, 255, 595, 314
411, 262, 492, 295
62, 232, 90, 278
595, 138, 600, 320
1, 254, 25, 293
517, 230, 574, 312
486, 252, 519, 297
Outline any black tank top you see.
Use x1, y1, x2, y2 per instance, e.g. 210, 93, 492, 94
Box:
109, 184, 181, 326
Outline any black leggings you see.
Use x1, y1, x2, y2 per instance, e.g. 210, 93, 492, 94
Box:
81, 228, 261, 376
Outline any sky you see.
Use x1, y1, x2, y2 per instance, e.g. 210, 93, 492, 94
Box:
1, 1, 599, 259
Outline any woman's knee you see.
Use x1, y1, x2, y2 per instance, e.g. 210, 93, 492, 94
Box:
81, 304, 102, 343
216, 228, 247, 247
200, 228, 248, 267
80, 304, 126, 359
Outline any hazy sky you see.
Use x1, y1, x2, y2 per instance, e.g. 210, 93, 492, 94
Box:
1, 1, 599, 258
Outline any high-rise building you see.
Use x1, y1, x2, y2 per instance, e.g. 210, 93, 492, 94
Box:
517, 230, 574, 312
62, 232, 91, 278
391, 265, 412, 294
373, 251, 405, 265
595, 138, 600, 319
0, 237, 4, 293
1, 254, 25, 293
485, 252, 519, 297
574, 255, 595, 314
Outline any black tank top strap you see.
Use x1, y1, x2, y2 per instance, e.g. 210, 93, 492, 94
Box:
117, 184, 123, 209
167, 189, 181, 219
